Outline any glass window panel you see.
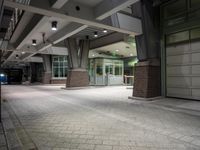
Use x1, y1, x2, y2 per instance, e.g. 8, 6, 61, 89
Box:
191, 28, 200, 40
53, 62, 59, 67
59, 56, 64, 61
105, 65, 113, 74
53, 57, 59, 61
114, 63, 122, 75
166, 31, 189, 44
53, 68, 59, 77
52, 56, 68, 78
63, 62, 68, 67
191, 0, 200, 9
96, 65, 103, 75
60, 68, 64, 77
164, 0, 186, 18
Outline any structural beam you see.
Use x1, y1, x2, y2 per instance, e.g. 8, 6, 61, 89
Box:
50, 0, 69, 9
95, 0, 139, 20
21, 23, 87, 60
4, 0, 140, 35
90, 32, 126, 49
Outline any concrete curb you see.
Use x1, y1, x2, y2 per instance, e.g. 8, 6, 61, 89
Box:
2, 104, 23, 150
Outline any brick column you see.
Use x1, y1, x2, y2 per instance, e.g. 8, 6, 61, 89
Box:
131, 1, 161, 98
65, 38, 90, 87
66, 69, 89, 87
133, 59, 161, 98
42, 72, 52, 84
42, 55, 52, 84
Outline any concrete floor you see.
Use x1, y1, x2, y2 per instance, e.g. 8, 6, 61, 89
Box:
1, 85, 200, 150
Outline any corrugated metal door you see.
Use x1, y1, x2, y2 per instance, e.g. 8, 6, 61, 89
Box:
166, 29, 200, 100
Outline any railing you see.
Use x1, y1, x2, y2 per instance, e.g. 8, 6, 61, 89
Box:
124, 75, 134, 86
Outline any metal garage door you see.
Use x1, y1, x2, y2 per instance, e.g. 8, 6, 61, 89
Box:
166, 29, 200, 100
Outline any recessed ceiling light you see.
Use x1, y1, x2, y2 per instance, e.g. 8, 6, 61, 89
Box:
15, 54, 19, 59
92, 54, 95, 57
32, 39, 36, 46
94, 31, 98, 37
116, 49, 119, 52
103, 29, 108, 33
51, 21, 57, 31
130, 53, 133, 56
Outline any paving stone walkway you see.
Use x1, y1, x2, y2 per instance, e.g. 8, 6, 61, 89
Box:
2, 85, 200, 150
0, 122, 8, 150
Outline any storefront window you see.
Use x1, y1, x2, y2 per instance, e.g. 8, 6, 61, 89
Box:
114, 62, 123, 75
105, 64, 113, 74
52, 56, 68, 78
96, 65, 103, 75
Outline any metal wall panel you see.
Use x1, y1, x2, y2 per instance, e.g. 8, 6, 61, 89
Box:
166, 40, 200, 100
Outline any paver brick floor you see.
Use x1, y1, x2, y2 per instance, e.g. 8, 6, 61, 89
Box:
2, 85, 200, 150
0, 123, 8, 150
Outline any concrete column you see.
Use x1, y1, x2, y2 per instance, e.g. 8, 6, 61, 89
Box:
132, 0, 161, 98
42, 55, 52, 84
65, 38, 90, 87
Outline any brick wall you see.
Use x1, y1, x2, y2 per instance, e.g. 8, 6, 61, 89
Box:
51, 79, 66, 84
66, 70, 89, 87
133, 61, 161, 98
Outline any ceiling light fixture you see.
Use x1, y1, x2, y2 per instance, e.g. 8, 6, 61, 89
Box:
94, 31, 98, 37
92, 54, 95, 57
15, 54, 19, 59
51, 21, 57, 31
32, 39, 36, 46
130, 53, 133, 56
21, 51, 25, 54
103, 29, 107, 33
0, 73, 5, 77
116, 49, 119, 52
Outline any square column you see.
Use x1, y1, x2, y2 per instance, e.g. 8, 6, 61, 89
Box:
133, 59, 160, 98
66, 69, 89, 87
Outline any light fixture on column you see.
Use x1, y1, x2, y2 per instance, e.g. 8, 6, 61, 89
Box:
103, 29, 107, 33
32, 39, 36, 46
51, 21, 57, 31
94, 31, 98, 37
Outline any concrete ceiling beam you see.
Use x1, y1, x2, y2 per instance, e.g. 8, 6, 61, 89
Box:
4, 0, 140, 35
95, 0, 139, 20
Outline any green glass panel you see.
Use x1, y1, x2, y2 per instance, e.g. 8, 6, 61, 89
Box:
164, 0, 186, 18
191, 0, 200, 9
166, 31, 189, 44
191, 28, 200, 40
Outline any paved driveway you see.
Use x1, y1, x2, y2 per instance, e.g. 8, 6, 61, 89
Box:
2, 85, 200, 150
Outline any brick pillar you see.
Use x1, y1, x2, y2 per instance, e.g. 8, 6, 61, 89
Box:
42, 72, 52, 84
66, 69, 89, 87
133, 59, 161, 98
65, 38, 90, 87
42, 55, 52, 84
